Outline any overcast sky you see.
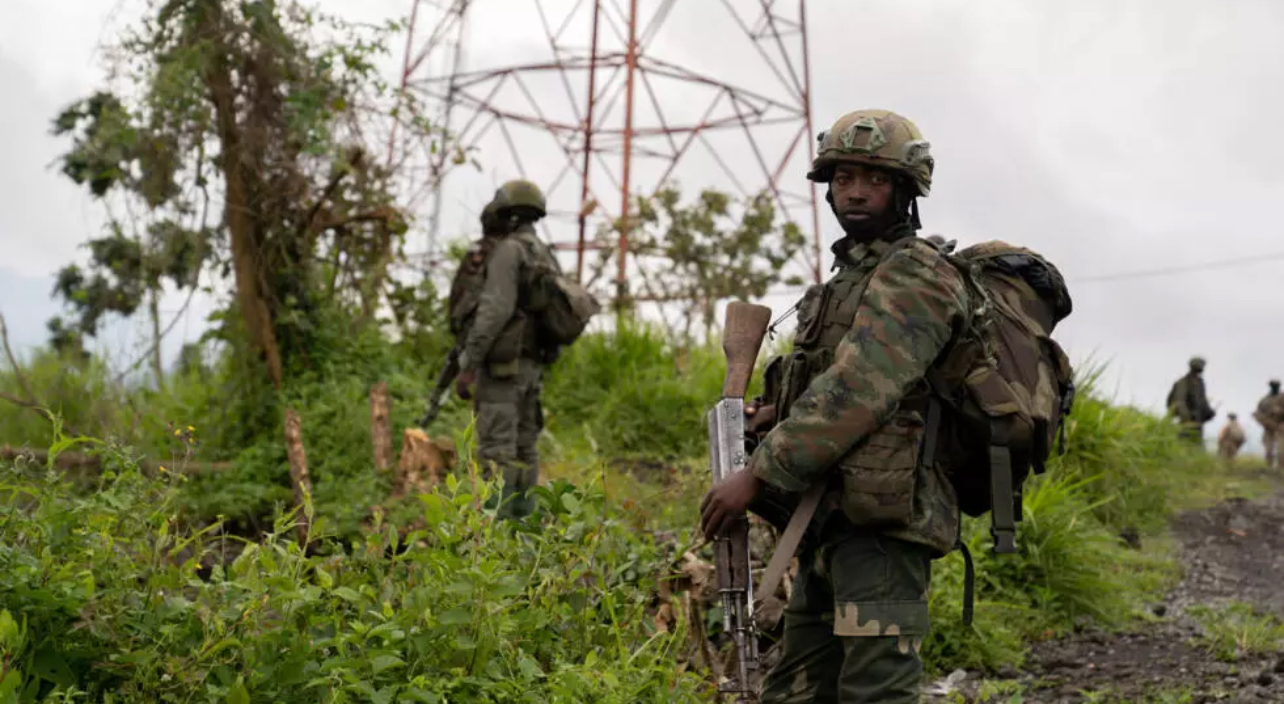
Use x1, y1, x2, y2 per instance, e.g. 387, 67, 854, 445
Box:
2, 0, 1282, 449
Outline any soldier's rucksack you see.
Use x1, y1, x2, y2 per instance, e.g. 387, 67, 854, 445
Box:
446, 234, 602, 348
513, 234, 603, 348
928, 240, 1076, 553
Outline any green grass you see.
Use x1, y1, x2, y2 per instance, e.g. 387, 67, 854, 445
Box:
0, 447, 708, 702
1187, 601, 1284, 662
0, 321, 1272, 689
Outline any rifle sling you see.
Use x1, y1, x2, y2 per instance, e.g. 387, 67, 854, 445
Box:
756, 480, 825, 606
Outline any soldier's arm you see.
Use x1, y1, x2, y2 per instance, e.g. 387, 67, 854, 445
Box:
748, 245, 969, 492
459, 239, 522, 370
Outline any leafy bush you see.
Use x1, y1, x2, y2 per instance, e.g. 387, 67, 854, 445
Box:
0, 447, 707, 703
0, 322, 1248, 685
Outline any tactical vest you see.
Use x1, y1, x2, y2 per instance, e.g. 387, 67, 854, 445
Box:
764, 237, 938, 532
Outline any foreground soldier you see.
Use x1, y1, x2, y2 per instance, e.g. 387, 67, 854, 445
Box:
1254, 380, 1284, 470
701, 109, 966, 702
453, 180, 563, 519
1217, 413, 1246, 464
1167, 357, 1215, 444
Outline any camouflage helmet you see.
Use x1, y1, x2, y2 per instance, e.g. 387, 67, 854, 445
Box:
808, 109, 935, 196
1189, 356, 1206, 372
494, 179, 547, 217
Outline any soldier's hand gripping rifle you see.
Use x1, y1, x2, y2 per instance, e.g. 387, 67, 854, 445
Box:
706, 301, 772, 702
418, 345, 462, 428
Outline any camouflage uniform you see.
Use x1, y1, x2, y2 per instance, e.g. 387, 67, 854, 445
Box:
459, 181, 562, 519
1255, 381, 1284, 470
748, 110, 964, 703
1167, 358, 1214, 444
1217, 414, 1246, 464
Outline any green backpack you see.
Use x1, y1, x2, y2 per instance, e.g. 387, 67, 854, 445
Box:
919, 240, 1075, 622
929, 241, 1076, 551
446, 233, 602, 349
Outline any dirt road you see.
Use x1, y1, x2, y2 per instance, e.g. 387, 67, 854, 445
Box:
934, 488, 1284, 703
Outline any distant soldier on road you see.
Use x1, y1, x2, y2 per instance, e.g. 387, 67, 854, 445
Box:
1167, 357, 1215, 444
1254, 379, 1284, 470
1217, 413, 1246, 465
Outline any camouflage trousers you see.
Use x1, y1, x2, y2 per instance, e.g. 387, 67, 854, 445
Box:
1265, 426, 1278, 470
475, 357, 545, 520
761, 531, 933, 704
1218, 441, 1240, 463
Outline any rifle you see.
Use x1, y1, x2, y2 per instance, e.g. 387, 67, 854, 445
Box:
706, 301, 772, 701
418, 345, 462, 428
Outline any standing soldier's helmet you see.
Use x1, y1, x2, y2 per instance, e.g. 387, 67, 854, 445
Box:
1189, 356, 1207, 372
1271, 379, 1281, 391
494, 179, 547, 221
807, 109, 935, 196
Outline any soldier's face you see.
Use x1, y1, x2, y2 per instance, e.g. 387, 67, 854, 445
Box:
830, 164, 895, 224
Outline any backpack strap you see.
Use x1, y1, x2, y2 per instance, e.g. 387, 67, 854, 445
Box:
955, 524, 976, 626
987, 421, 1018, 554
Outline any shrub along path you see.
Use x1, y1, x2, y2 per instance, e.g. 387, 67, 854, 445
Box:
933, 471, 1284, 703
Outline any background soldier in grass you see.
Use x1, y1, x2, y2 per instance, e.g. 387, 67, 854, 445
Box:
1167, 357, 1215, 445
700, 109, 968, 703
1217, 413, 1246, 465
453, 180, 564, 519
1254, 379, 1284, 470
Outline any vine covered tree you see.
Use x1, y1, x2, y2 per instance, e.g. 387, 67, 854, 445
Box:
50, 0, 423, 395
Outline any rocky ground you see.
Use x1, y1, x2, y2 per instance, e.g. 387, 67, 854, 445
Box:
930, 489, 1284, 703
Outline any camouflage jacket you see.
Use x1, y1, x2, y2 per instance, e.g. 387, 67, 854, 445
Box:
1256, 393, 1284, 428
459, 223, 559, 372
747, 229, 970, 555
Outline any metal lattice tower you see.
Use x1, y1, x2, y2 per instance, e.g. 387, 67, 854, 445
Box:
390, 0, 822, 304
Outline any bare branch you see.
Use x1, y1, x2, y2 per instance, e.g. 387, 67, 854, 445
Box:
0, 313, 38, 404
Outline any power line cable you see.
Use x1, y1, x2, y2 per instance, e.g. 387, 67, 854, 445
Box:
1074, 251, 1284, 283
754, 247, 1284, 299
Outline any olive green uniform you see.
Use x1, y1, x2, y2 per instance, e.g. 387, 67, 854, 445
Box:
459, 222, 561, 518
1167, 359, 1214, 444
